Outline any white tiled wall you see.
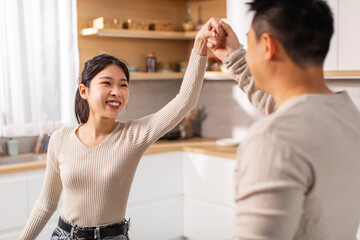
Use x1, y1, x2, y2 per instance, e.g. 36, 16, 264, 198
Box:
116, 78, 360, 139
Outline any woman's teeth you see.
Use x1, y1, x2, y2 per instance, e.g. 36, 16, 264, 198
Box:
107, 101, 120, 106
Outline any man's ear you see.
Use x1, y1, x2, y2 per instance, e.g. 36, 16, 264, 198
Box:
261, 33, 277, 60
79, 84, 88, 100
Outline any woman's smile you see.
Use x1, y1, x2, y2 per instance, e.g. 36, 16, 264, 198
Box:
106, 100, 121, 109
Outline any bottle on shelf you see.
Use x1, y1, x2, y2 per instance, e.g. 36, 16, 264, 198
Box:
183, 3, 195, 32
146, 52, 157, 72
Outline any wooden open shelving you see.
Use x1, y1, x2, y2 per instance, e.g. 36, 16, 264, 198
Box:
81, 28, 198, 40
130, 71, 233, 81
129, 71, 360, 81
324, 70, 360, 79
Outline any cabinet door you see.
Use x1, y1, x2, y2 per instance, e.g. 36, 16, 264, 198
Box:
0, 232, 22, 240
27, 171, 62, 224
183, 197, 234, 240
128, 152, 182, 206
0, 177, 27, 232
183, 152, 236, 207
226, 0, 254, 49
339, 0, 360, 70
126, 152, 183, 239
324, 0, 339, 71
127, 196, 182, 240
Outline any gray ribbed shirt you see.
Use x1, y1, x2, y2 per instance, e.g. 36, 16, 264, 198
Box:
224, 45, 360, 240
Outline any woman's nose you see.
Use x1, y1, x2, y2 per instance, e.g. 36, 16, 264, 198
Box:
110, 87, 121, 97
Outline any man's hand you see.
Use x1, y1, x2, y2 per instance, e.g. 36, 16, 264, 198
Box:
207, 19, 241, 61
193, 17, 225, 56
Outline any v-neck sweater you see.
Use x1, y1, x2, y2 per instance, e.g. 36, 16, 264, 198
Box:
20, 50, 207, 240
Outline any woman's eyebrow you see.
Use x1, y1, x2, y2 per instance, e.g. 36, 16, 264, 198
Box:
99, 76, 127, 81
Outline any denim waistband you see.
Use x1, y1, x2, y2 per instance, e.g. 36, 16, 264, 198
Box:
59, 216, 128, 230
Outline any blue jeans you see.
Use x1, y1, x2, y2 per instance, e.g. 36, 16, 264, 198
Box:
51, 217, 130, 240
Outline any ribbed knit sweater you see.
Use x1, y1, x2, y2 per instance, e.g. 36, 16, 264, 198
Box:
20, 50, 207, 240
224, 45, 360, 240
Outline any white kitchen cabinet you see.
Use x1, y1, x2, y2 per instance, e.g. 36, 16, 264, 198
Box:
324, 0, 339, 71
183, 152, 235, 207
226, 0, 253, 50
128, 152, 183, 205
0, 177, 27, 232
127, 196, 183, 240
183, 197, 234, 240
0, 170, 61, 239
0, 150, 237, 239
325, 0, 360, 71
228, 0, 360, 72
27, 172, 63, 224
338, 0, 360, 70
127, 151, 183, 240
183, 152, 236, 240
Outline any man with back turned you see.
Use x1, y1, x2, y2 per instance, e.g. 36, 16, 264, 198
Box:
207, 0, 360, 239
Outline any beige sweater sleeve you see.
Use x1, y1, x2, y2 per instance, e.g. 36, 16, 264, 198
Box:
222, 45, 277, 116
233, 132, 312, 240
126, 49, 207, 148
19, 129, 63, 240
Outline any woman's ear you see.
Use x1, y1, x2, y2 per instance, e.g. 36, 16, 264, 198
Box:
79, 84, 88, 100
261, 33, 277, 61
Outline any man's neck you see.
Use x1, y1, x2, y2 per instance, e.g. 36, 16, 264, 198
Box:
268, 65, 334, 107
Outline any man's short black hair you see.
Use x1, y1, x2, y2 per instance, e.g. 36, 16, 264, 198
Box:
247, 0, 334, 68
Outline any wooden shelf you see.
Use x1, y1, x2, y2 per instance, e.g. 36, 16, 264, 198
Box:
130, 72, 184, 80
81, 28, 197, 40
130, 71, 232, 81
324, 70, 360, 79
129, 71, 360, 81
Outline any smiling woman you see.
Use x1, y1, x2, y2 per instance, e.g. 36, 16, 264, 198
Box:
19, 18, 225, 240
0, 0, 79, 137
74, 54, 130, 125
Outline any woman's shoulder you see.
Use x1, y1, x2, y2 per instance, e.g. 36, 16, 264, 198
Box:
50, 125, 78, 139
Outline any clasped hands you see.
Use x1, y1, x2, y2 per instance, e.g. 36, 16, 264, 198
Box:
196, 17, 241, 61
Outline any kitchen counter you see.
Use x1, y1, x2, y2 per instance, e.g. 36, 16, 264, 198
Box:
0, 138, 238, 175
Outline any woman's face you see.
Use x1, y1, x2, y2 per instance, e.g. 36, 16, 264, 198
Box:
81, 64, 129, 121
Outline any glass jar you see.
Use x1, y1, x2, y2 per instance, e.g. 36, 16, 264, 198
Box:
146, 52, 157, 72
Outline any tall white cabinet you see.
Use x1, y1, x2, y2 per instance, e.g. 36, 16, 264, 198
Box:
324, 0, 360, 71
227, 0, 360, 72
338, 0, 360, 70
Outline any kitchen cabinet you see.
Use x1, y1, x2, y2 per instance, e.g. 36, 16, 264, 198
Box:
0, 177, 27, 232
0, 152, 185, 240
227, 0, 360, 77
183, 152, 236, 240
0, 150, 237, 240
338, 0, 360, 70
323, 0, 339, 71
317, 0, 360, 73
127, 151, 183, 240
0, 170, 59, 240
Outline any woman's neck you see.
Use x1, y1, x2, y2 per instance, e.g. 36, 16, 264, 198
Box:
82, 116, 118, 139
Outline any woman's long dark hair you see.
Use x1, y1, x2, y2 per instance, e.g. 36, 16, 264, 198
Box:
75, 54, 130, 124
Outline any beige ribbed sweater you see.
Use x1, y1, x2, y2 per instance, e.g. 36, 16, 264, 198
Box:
20, 50, 207, 240
224, 45, 360, 240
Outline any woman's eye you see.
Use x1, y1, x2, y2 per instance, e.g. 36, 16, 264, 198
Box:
103, 81, 111, 85
121, 84, 128, 87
